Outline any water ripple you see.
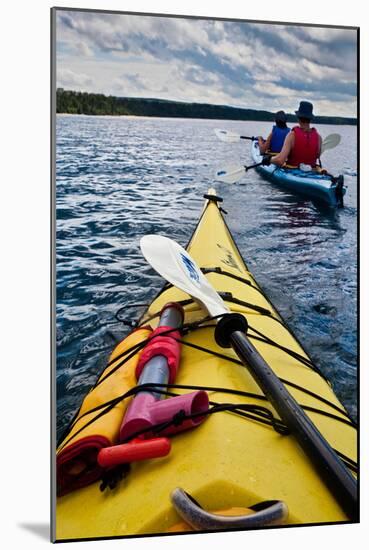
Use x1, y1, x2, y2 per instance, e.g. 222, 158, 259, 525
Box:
56, 115, 357, 438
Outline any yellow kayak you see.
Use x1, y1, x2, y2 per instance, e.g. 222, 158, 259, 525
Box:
55, 189, 357, 541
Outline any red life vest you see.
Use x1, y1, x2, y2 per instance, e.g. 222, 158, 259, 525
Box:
287, 126, 320, 167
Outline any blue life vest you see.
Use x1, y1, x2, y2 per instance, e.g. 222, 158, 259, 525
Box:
269, 126, 290, 153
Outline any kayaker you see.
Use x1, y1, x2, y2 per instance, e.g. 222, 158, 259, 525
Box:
258, 111, 290, 154
262, 101, 322, 170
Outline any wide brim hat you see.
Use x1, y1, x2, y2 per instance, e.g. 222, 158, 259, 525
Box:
295, 101, 314, 120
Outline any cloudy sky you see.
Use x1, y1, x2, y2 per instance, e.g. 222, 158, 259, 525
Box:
56, 10, 357, 117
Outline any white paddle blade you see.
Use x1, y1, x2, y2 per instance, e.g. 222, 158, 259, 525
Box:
140, 235, 228, 317
215, 164, 246, 184
321, 133, 341, 154
214, 128, 242, 143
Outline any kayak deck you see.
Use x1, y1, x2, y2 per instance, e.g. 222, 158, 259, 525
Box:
251, 141, 346, 206
56, 190, 356, 540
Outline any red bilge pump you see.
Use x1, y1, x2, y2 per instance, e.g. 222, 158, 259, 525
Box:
98, 303, 209, 468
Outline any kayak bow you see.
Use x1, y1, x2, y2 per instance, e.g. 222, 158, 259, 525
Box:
56, 189, 357, 540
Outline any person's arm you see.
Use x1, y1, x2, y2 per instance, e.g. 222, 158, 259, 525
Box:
259, 132, 272, 154
270, 132, 294, 166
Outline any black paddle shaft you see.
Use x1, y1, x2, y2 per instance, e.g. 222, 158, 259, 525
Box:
214, 312, 357, 520
245, 161, 264, 172
229, 330, 357, 520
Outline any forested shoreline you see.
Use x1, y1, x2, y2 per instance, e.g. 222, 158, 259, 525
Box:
56, 89, 357, 125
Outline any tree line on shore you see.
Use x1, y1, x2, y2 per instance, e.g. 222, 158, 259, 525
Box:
56, 89, 357, 125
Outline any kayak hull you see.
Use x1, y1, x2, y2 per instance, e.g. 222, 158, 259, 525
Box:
251, 141, 346, 207
56, 190, 356, 540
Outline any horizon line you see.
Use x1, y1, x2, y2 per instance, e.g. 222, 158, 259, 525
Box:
56, 89, 357, 121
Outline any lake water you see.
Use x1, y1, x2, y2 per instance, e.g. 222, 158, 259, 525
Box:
55, 114, 357, 438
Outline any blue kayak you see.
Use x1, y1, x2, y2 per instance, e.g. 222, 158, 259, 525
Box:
251, 141, 346, 207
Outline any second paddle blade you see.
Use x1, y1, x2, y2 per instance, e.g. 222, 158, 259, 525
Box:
214, 164, 246, 184
214, 128, 242, 143
321, 133, 341, 154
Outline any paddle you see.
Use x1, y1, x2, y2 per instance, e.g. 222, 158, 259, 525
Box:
215, 161, 265, 184
321, 133, 341, 154
140, 234, 357, 520
215, 128, 341, 153
214, 129, 257, 143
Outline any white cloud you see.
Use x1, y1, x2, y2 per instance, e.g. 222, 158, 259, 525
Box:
57, 68, 93, 89
56, 11, 357, 117
74, 41, 94, 57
